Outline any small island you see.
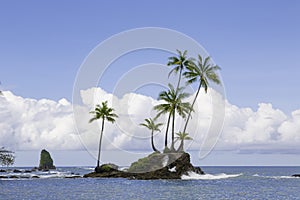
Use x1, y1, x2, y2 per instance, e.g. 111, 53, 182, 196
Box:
84, 152, 204, 179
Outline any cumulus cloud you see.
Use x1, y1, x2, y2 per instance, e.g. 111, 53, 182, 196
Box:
0, 91, 82, 150
0, 88, 300, 155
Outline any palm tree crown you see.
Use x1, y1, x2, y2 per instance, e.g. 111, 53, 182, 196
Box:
167, 49, 194, 92
140, 118, 163, 133
175, 132, 193, 152
89, 101, 118, 123
184, 55, 221, 92
154, 84, 191, 151
155, 84, 190, 118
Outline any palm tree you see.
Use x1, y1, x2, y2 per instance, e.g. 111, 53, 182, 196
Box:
140, 118, 163, 152
175, 132, 192, 152
89, 101, 118, 170
154, 84, 191, 151
182, 55, 221, 134
167, 49, 194, 93
0, 147, 15, 167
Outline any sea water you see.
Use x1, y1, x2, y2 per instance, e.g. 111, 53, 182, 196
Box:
0, 166, 300, 200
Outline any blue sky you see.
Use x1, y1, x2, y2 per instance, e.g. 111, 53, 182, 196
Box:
1, 0, 300, 166
1, 0, 299, 112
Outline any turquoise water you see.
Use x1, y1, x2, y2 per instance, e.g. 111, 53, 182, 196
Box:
1, 166, 300, 199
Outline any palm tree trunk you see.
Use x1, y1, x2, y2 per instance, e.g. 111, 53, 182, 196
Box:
165, 112, 172, 149
171, 109, 175, 151
97, 117, 105, 168
183, 82, 202, 134
151, 130, 158, 152
171, 67, 182, 151
179, 140, 184, 152
175, 67, 183, 94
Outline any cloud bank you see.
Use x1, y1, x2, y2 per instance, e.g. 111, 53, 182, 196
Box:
0, 88, 299, 155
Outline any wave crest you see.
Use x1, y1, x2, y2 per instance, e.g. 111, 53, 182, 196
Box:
181, 171, 242, 180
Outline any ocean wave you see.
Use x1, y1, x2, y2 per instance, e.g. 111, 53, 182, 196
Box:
79, 167, 94, 170
252, 174, 298, 179
0, 170, 82, 180
181, 171, 242, 180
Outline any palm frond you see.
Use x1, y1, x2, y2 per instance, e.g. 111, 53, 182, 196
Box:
89, 100, 118, 124
89, 117, 98, 123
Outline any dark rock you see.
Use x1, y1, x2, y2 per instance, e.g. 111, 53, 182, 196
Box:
0, 169, 6, 172
0, 176, 8, 178
38, 149, 56, 170
31, 167, 38, 171
65, 176, 81, 179
292, 174, 300, 177
84, 152, 204, 180
9, 175, 19, 178
19, 175, 31, 179
13, 169, 22, 173
32, 176, 39, 179
195, 167, 204, 174
24, 170, 32, 173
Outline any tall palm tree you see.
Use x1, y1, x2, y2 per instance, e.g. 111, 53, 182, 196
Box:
167, 49, 194, 93
154, 84, 191, 151
175, 132, 193, 152
140, 118, 163, 152
89, 101, 118, 170
183, 55, 221, 134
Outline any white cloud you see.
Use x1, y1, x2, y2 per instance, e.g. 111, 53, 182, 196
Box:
278, 110, 300, 142
0, 91, 82, 150
1, 88, 300, 155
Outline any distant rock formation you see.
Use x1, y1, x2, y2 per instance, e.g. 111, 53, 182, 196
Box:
84, 152, 204, 179
38, 149, 56, 171
292, 174, 300, 177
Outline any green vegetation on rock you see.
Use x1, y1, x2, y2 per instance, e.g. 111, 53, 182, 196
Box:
98, 163, 118, 172
39, 149, 56, 170
128, 152, 163, 173
127, 152, 181, 173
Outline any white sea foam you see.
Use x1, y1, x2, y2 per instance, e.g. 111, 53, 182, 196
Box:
169, 167, 176, 172
0, 170, 82, 180
181, 171, 242, 180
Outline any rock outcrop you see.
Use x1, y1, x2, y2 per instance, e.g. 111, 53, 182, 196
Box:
38, 149, 56, 171
84, 152, 204, 179
292, 174, 300, 177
